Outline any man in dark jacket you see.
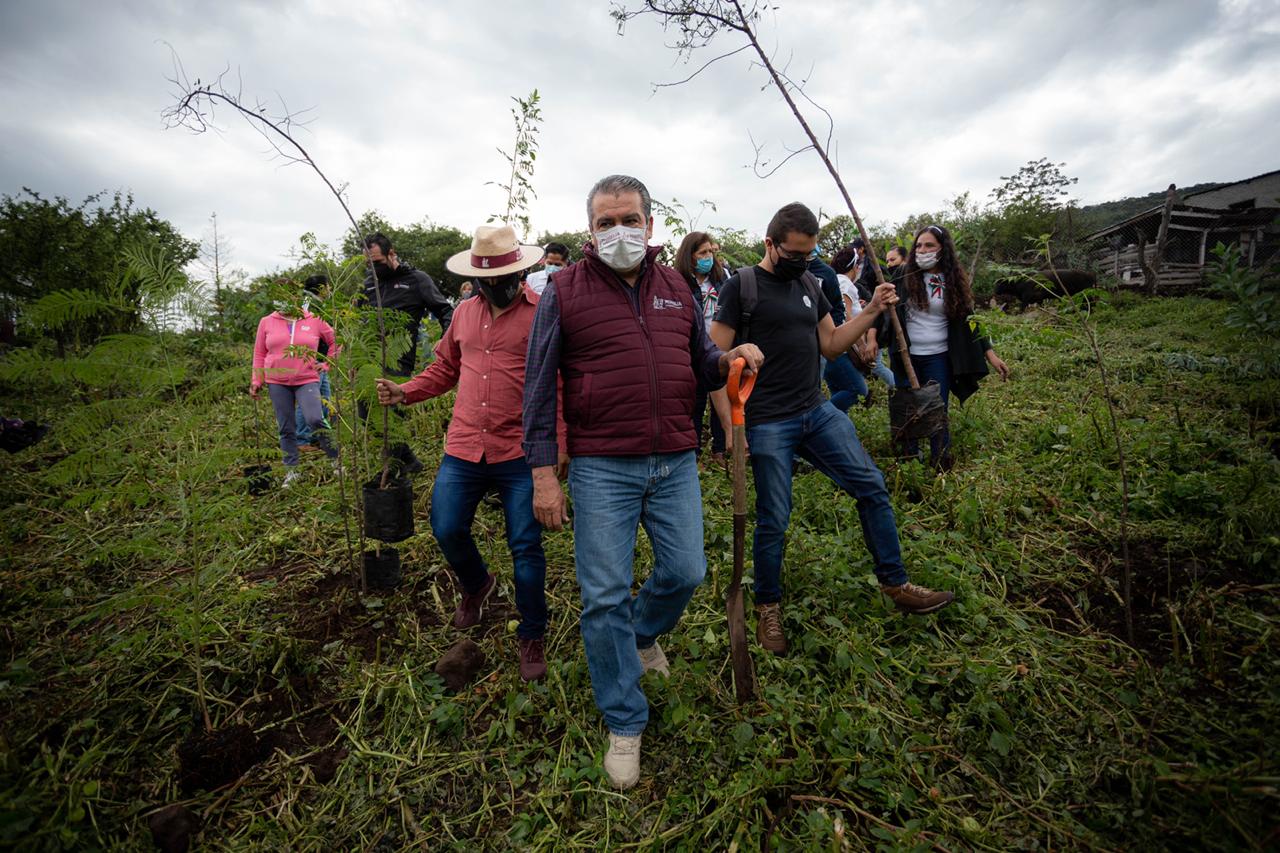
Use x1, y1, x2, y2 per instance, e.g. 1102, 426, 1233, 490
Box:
522, 174, 762, 791
361, 232, 454, 377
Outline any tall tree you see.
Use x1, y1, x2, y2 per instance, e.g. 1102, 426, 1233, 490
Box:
196, 212, 243, 331
0, 188, 197, 349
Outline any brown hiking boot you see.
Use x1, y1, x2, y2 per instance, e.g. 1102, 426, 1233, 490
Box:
881, 582, 955, 615
297, 443, 321, 454
755, 603, 787, 654
453, 573, 496, 629
518, 638, 547, 682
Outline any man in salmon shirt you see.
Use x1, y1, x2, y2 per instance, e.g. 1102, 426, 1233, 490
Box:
374, 224, 566, 682
250, 281, 341, 487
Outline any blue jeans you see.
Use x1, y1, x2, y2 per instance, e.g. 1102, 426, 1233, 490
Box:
872, 353, 897, 389
429, 455, 547, 639
747, 402, 909, 602
823, 354, 869, 412
892, 351, 952, 462
267, 382, 336, 466
296, 372, 331, 444
568, 451, 706, 736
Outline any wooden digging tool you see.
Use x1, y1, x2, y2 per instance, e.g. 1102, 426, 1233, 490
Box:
726, 356, 758, 704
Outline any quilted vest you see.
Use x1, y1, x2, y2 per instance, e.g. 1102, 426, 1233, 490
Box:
556, 244, 699, 457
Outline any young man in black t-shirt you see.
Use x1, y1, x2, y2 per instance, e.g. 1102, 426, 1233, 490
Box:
710, 203, 954, 655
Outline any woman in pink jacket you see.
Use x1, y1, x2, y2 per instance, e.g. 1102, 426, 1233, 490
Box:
250, 295, 340, 486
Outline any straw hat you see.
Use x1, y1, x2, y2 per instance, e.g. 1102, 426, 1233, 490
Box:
445, 224, 543, 277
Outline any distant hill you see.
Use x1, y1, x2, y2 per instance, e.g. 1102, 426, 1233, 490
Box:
1075, 182, 1224, 234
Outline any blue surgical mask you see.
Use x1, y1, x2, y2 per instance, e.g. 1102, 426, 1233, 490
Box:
545, 264, 562, 274
695, 257, 714, 275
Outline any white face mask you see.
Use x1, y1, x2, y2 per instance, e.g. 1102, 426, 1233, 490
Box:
595, 224, 648, 272
916, 251, 940, 270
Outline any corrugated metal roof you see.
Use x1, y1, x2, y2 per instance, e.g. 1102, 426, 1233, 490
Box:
1183, 169, 1280, 199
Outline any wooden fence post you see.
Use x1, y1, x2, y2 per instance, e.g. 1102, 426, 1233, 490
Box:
1141, 184, 1178, 295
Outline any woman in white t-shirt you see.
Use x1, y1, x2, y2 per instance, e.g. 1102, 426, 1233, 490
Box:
888, 224, 1010, 469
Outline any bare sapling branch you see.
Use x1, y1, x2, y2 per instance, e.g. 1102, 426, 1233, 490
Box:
161, 48, 396, 485
614, 0, 921, 386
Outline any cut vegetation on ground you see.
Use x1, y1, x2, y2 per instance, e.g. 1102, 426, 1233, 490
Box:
1, 293, 1278, 850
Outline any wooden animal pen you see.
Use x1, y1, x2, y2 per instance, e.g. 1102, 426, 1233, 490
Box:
1086, 170, 1280, 294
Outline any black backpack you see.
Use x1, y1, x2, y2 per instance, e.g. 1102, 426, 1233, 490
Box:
733, 266, 823, 345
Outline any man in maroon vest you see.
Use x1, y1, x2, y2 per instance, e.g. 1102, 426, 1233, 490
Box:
523, 174, 762, 790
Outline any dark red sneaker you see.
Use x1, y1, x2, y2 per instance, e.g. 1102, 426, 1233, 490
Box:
518, 637, 547, 682
453, 573, 496, 629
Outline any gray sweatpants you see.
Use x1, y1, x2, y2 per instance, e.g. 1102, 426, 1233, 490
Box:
267, 382, 337, 466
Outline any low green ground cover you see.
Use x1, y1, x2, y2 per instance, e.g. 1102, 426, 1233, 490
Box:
1, 294, 1277, 850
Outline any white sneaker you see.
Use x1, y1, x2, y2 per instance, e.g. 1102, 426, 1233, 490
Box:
603, 733, 641, 789
282, 469, 302, 488
637, 641, 670, 677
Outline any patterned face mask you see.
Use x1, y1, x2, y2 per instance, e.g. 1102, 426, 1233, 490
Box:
595, 225, 648, 272
477, 273, 522, 308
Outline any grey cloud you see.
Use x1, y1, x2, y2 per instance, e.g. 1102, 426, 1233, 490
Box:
1, 0, 1277, 275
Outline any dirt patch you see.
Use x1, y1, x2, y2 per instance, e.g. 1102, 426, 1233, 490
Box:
307, 746, 347, 783
286, 573, 393, 661
177, 723, 271, 794
282, 569, 440, 661
230, 674, 350, 786
436, 638, 487, 691
266, 676, 353, 777
1026, 539, 1267, 665
269, 709, 347, 784
148, 803, 200, 853
243, 560, 315, 584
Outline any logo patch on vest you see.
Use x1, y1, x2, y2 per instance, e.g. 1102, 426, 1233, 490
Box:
802, 294, 812, 308
652, 296, 683, 310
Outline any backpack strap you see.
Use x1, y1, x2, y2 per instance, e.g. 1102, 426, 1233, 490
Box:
734, 266, 758, 346
735, 267, 825, 344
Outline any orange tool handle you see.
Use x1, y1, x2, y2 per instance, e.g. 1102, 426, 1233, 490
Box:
727, 356, 757, 426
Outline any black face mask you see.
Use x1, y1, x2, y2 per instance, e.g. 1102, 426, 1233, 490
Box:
772, 250, 808, 282
477, 273, 522, 308
372, 261, 393, 280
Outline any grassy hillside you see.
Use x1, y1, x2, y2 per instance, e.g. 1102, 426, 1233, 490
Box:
1074, 182, 1225, 234
1, 294, 1277, 850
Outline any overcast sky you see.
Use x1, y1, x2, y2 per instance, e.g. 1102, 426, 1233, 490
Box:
2, 0, 1277, 274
